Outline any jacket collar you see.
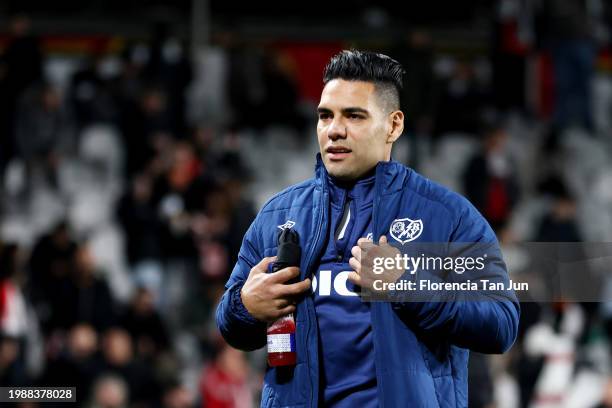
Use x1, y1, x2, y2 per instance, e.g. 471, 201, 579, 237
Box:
315, 153, 411, 195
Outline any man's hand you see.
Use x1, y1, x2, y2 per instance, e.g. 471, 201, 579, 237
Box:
348, 235, 403, 289
241, 257, 312, 323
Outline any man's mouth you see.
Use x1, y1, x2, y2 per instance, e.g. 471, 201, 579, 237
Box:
326, 146, 352, 160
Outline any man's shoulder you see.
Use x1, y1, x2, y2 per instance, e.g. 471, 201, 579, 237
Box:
404, 167, 475, 218
403, 167, 495, 241
259, 178, 317, 215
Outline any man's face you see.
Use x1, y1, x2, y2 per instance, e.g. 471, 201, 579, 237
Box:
317, 79, 401, 181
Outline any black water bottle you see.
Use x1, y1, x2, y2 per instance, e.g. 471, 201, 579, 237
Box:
267, 228, 301, 366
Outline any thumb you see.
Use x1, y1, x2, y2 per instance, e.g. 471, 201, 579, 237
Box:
379, 235, 388, 245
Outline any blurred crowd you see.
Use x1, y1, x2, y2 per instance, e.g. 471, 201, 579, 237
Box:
1, 0, 612, 407
0, 13, 268, 408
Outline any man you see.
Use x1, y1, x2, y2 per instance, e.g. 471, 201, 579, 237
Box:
216, 50, 519, 407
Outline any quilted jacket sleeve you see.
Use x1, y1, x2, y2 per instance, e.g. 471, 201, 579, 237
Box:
216, 216, 268, 351
396, 202, 520, 354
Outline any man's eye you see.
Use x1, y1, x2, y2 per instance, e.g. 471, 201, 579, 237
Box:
319, 113, 331, 120
348, 114, 364, 120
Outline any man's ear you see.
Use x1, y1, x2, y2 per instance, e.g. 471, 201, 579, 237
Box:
386, 110, 404, 143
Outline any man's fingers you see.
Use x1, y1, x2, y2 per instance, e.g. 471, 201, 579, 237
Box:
275, 298, 295, 309
347, 271, 362, 286
254, 256, 277, 274
379, 235, 388, 245
278, 278, 312, 296
349, 256, 361, 274
350, 245, 361, 263
277, 305, 296, 317
357, 237, 371, 246
269, 266, 300, 283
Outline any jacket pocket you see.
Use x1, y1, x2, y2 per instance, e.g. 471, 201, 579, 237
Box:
417, 337, 452, 378
417, 339, 456, 407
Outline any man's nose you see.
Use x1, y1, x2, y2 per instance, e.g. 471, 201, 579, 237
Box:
327, 118, 347, 141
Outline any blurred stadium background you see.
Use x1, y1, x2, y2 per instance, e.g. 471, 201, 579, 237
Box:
1, 0, 612, 407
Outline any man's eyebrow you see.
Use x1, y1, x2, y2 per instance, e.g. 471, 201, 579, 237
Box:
316, 107, 370, 115
342, 107, 369, 115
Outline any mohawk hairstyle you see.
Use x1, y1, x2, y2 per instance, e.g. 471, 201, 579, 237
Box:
323, 49, 405, 111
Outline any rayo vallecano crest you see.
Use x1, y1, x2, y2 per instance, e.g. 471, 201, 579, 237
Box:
389, 218, 423, 244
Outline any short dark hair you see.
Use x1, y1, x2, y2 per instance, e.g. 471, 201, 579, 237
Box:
323, 49, 405, 111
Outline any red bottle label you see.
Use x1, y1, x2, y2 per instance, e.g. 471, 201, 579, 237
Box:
267, 314, 296, 366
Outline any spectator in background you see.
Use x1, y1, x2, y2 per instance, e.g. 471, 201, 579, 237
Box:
42, 324, 102, 403
118, 287, 170, 358
535, 177, 582, 242
536, 177, 600, 338
0, 240, 5, 323
162, 382, 195, 408
189, 152, 256, 281
0, 14, 43, 104
468, 352, 495, 408
260, 50, 305, 134
515, 177, 596, 407
68, 52, 121, 130
537, 0, 598, 131
28, 221, 77, 334
115, 44, 147, 124
121, 86, 173, 176
200, 344, 255, 408
190, 126, 219, 171
99, 328, 158, 406
491, 0, 532, 114
0, 243, 28, 339
391, 30, 436, 135
143, 22, 192, 138
389, 30, 436, 168
15, 83, 74, 195
0, 13, 43, 189
463, 121, 520, 231
89, 374, 129, 408
0, 243, 29, 387
0, 334, 27, 387
117, 173, 164, 298
155, 141, 202, 259
215, 152, 257, 268
64, 244, 116, 332
433, 59, 489, 139
190, 179, 231, 281
226, 41, 265, 131
599, 381, 612, 408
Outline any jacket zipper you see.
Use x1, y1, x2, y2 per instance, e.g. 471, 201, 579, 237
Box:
372, 164, 384, 407
373, 164, 383, 243
302, 183, 328, 408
